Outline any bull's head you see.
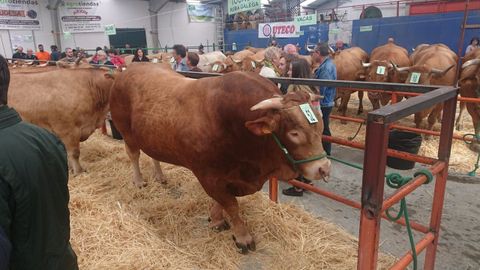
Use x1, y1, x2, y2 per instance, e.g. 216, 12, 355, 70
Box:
395, 63, 456, 85
208, 60, 228, 73
459, 58, 480, 94
245, 90, 331, 181
363, 60, 394, 83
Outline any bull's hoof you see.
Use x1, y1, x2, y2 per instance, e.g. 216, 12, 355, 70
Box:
134, 181, 148, 188
233, 235, 256, 254
209, 220, 230, 232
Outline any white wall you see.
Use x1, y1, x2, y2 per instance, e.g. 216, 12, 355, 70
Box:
0, 0, 55, 58
157, 2, 216, 48
61, 0, 152, 51
313, 0, 409, 21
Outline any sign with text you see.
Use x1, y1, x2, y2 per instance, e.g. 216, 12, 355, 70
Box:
0, 1, 41, 30
104, 24, 115, 35
258, 22, 300, 38
228, 0, 261, 15
59, 0, 103, 33
294, 13, 317, 26
187, 4, 215, 22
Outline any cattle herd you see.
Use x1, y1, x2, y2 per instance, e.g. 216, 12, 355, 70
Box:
4, 40, 480, 252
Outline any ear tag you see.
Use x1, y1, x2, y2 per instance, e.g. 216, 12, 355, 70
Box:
251, 61, 256, 69
153, 58, 159, 63
299, 103, 318, 124
376, 66, 386, 75
212, 64, 219, 72
410, 72, 421, 84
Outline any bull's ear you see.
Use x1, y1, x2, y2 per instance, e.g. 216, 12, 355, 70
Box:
245, 116, 277, 136
104, 73, 115, 80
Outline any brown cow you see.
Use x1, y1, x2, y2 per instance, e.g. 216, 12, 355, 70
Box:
210, 50, 255, 73
331, 47, 368, 119
109, 64, 331, 253
458, 48, 480, 150
363, 43, 411, 109
8, 68, 115, 174
394, 44, 457, 137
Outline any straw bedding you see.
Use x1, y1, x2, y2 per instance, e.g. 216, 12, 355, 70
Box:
332, 96, 478, 173
70, 132, 396, 270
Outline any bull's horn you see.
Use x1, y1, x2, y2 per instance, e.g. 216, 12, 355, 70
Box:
391, 61, 410, 72
462, 59, 480, 69
362, 61, 371, 68
250, 97, 283, 111
233, 58, 242, 63
431, 64, 455, 75
328, 46, 335, 53
222, 63, 227, 70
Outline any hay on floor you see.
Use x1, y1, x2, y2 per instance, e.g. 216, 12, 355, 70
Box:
70, 132, 396, 270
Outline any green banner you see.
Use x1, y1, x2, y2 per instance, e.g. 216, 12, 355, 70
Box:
359, 25, 373, 32
294, 13, 317, 26
105, 24, 116, 36
228, 0, 261, 15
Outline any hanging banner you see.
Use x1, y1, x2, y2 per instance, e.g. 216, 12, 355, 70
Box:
59, 0, 103, 33
258, 22, 300, 39
294, 12, 317, 27
187, 4, 215, 23
104, 24, 115, 35
228, 0, 261, 15
0, 1, 41, 30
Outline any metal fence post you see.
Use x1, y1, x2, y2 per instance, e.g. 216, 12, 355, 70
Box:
357, 120, 389, 270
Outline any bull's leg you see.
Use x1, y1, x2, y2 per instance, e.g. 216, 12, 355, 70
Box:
340, 94, 350, 124
152, 159, 167, 184
208, 201, 230, 232
221, 196, 255, 253
467, 103, 480, 152
414, 112, 423, 129
63, 136, 84, 175
426, 106, 442, 140
368, 93, 380, 110
357, 91, 364, 115
456, 101, 466, 131
125, 144, 146, 188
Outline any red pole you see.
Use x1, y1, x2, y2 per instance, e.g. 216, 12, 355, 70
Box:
391, 232, 436, 270
357, 121, 389, 270
269, 178, 278, 203
424, 95, 457, 269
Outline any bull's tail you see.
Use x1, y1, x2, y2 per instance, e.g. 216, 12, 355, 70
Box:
0, 54, 10, 105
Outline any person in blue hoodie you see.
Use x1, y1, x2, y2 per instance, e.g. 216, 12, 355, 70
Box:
312, 42, 336, 156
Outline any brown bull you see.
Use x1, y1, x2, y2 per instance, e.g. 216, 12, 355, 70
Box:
363, 43, 411, 109
458, 48, 480, 150
109, 64, 331, 253
331, 47, 368, 119
395, 44, 457, 137
209, 50, 255, 73
8, 68, 114, 174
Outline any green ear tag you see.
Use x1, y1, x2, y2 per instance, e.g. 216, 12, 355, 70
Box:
410, 72, 421, 84
299, 103, 318, 124
376, 66, 386, 75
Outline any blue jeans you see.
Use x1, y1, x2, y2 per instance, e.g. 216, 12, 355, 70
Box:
321, 106, 333, 155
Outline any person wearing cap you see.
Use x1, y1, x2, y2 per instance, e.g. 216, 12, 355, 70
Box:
36, 44, 50, 63
311, 42, 336, 156
50, 45, 62, 62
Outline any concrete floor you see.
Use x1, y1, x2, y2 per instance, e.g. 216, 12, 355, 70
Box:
262, 145, 480, 270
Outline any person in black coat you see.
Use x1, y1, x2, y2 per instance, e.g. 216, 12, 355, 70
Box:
12, 47, 26, 60
131, 49, 149, 62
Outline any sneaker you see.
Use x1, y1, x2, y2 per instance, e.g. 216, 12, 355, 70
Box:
282, 186, 304, 197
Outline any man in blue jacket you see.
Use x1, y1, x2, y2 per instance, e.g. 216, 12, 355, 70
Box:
312, 42, 337, 155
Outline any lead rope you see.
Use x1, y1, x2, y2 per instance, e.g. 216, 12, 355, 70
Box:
462, 123, 480, 176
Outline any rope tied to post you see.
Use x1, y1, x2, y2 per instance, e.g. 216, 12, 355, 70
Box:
384, 169, 434, 270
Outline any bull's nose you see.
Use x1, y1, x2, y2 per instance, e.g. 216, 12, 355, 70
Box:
319, 159, 331, 180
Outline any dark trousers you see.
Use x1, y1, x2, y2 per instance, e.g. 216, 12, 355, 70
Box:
321, 106, 333, 155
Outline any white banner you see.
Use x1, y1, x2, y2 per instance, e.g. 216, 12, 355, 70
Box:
0, 0, 41, 30
258, 22, 300, 38
59, 0, 103, 33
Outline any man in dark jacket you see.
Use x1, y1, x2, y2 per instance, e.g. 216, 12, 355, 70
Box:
0, 54, 78, 270
12, 47, 26, 60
